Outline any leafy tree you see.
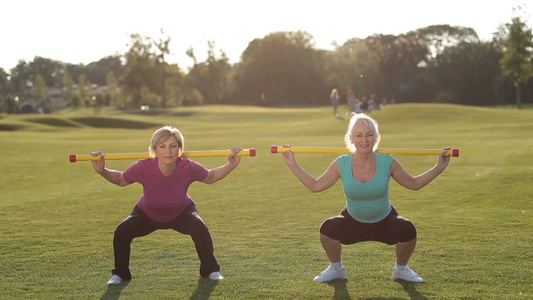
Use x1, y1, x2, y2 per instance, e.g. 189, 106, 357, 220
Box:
186, 47, 197, 65
139, 85, 161, 108
155, 29, 171, 108
62, 71, 75, 106
105, 71, 118, 106
68, 94, 82, 108
9, 60, 32, 92
233, 31, 325, 105
64, 63, 86, 89
0, 96, 5, 112
29, 57, 64, 87
9, 57, 67, 94
499, 9, 533, 108
182, 88, 204, 106
326, 38, 378, 100
0, 68, 9, 95
85, 55, 124, 86
31, 74, 49, 102
78, 74, 88, 105
119, 34, 161, 109
363, 26, 480, 102
426, 41, 504, 105
0, 96, 17, 113
365, 33, 428, 101
165, 64, 187, 106
186, 41, 231, 104
413, 25, 480, 60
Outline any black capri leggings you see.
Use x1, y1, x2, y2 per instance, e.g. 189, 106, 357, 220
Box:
319, 206, 417, 245
112, 203, 219, 280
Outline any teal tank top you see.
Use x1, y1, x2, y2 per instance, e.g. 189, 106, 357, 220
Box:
336, 153, 393, 223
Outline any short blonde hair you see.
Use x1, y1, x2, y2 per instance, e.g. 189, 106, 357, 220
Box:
344, 113, 381, 153
148, 126, 184, 157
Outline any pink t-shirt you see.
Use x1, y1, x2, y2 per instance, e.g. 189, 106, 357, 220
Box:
123, 158, 209, 223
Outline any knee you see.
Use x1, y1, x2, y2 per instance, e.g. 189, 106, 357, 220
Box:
320, 233, 335, 242
399, 222, 417, 242
319, 219, 337, 238
114, 223, 133, 242
189, 217, 210, 236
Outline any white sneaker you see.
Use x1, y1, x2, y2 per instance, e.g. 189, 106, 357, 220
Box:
207, 271, 224, 280
313, 266, 347, 283
391, 266, 424, 283
107, 274, 125, 285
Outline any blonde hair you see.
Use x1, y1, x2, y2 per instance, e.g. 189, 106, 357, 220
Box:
344, 113, 381, 153
148, 126, 184, 157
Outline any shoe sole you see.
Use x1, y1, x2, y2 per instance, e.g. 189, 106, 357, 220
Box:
313, 274, 347, 282
391, 276, 423, 283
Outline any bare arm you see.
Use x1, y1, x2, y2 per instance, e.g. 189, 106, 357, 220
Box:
391, 147, 451, 190
201, 147, 242, 184
91, 151, 131, 187
282, 150, 340, 193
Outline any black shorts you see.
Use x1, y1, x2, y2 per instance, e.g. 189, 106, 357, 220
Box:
319, 206, 417, 245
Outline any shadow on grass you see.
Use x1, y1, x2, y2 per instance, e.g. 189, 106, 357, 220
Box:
329, 279, 426, 300
0, 123, 23, 131
99, 281, 130, 300
25, 118, 80, 127
393, 280, 428, 300
327, 279, 351, 300
126, 109, 196, 117
71, 117, 159, 129
168, 111, 195, 117
189, 278, 219, 300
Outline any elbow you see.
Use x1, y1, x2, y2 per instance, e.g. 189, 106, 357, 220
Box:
410, 183, 426, 191
407, 179, 425, 191
309, 186, 323, 193
202, 177, 218, 184
117, 179, 130, 187
202, 171, 219, 184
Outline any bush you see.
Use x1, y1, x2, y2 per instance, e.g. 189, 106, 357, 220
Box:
0, 96, 18, 113
182, 89, 204, 106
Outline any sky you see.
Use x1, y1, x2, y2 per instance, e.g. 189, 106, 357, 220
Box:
1, 0, 531, 73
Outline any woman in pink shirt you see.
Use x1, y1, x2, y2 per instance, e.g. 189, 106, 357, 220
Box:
90, 126, 243, 285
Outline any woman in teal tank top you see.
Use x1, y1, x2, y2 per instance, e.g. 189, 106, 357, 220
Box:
280, 113, 452, 284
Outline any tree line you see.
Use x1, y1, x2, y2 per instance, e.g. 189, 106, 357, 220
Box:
0, 13, 532, 113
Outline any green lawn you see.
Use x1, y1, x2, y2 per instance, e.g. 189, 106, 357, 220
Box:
0, 104, 532, 299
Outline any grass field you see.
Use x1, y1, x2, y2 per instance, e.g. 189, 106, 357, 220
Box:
1, 104, 532, 300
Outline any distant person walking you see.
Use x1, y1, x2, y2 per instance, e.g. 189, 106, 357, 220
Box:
330, 89, 340, 117
279, 113, 452, 283
90, 126, 243, 284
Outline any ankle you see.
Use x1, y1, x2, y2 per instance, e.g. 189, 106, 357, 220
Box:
395, 263, 407, 271
330, 260, 344, 269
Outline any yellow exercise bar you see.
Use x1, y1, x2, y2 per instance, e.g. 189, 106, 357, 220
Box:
69, 148, 257, 162
270, 145, 459, 157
